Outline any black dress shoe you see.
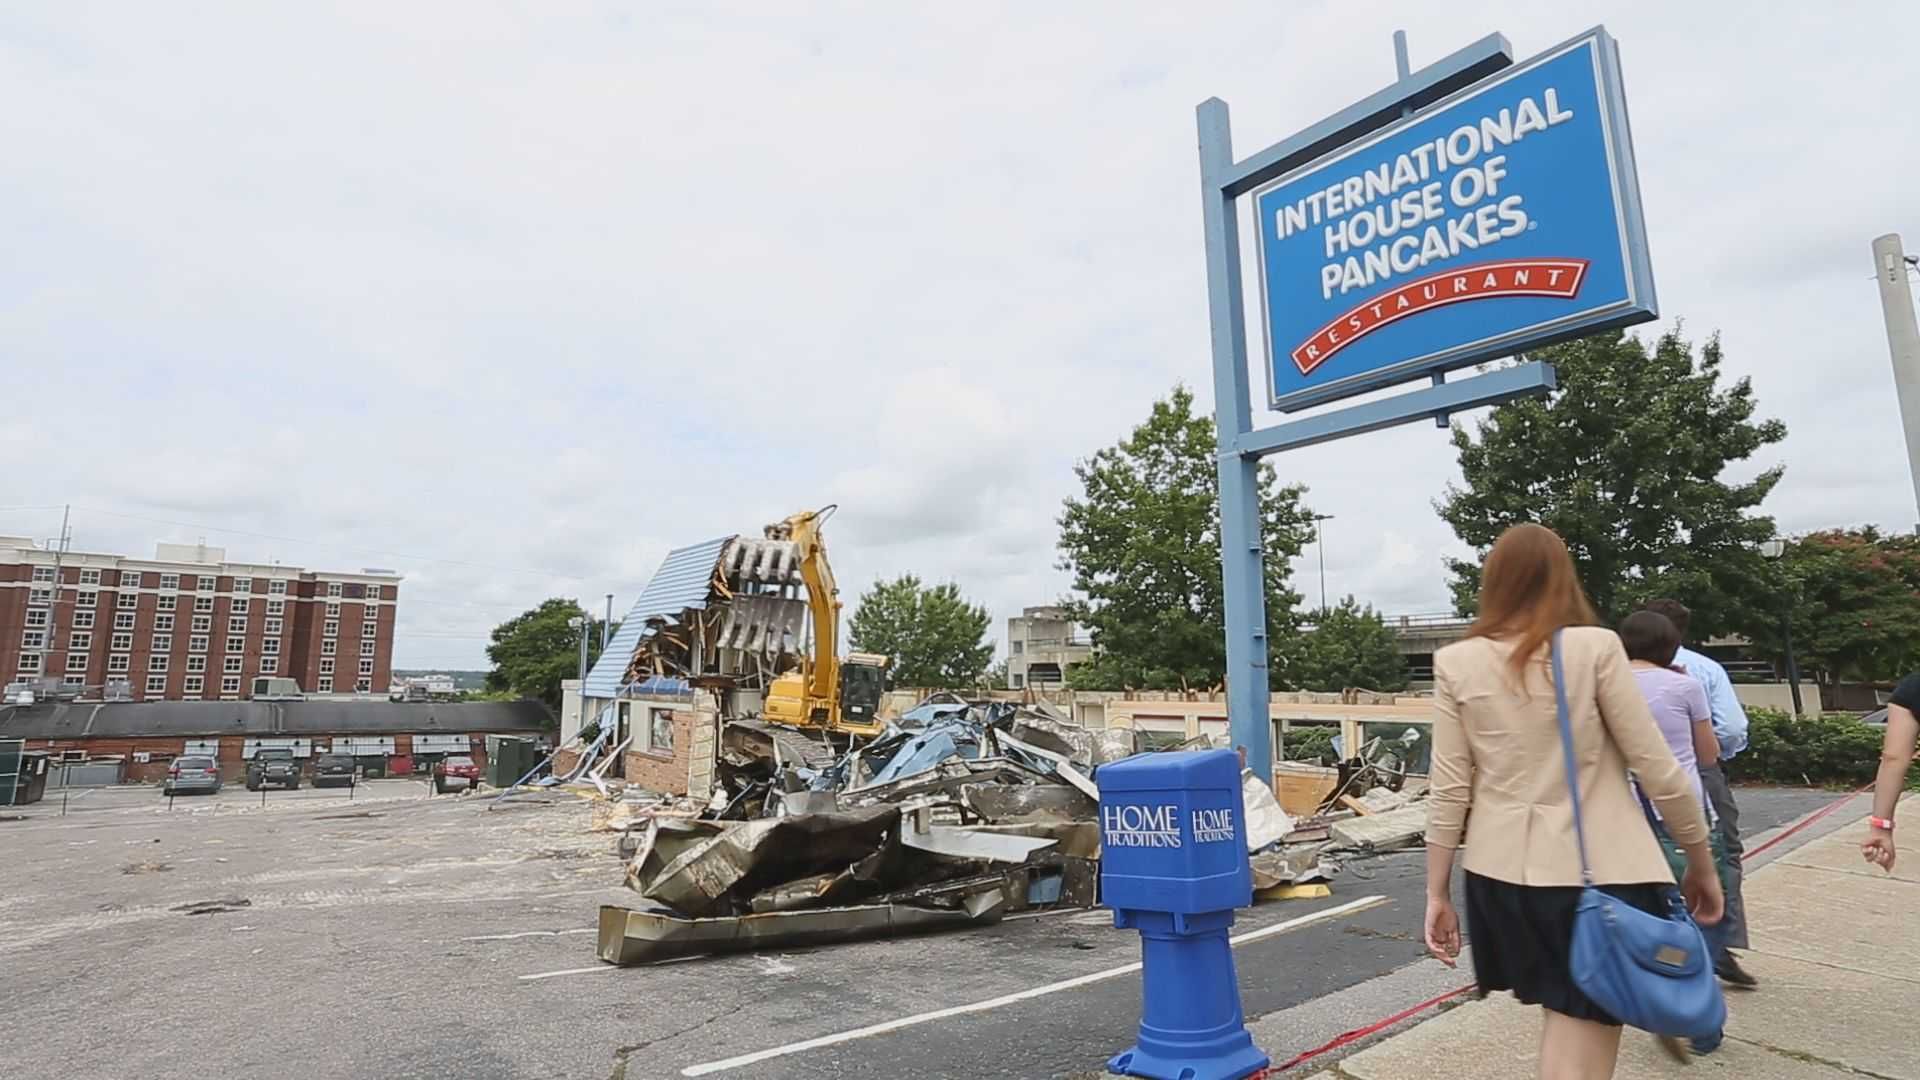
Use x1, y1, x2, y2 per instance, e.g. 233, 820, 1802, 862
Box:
1717, 952, 1759, 989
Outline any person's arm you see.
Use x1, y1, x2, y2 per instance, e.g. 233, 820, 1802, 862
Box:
1424, 660, 1469, 964
1865, 699, 1919, 872
1686, 681, 1720, 772
1594, 635, 1723, 922
1703, 661, 1750, 761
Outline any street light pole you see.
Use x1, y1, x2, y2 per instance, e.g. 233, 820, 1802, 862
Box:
1311, 514, 1334, 614
569, 614, 588, 683
1761, 539, 1804, 716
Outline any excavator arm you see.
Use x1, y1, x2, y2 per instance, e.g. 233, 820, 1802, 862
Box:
761, 506, 886, 736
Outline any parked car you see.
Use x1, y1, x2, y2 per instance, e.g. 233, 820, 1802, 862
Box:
312, 753, 356, 788
433, 755, 481, 793
246, 748, 301, 791
163, 755, 222, 796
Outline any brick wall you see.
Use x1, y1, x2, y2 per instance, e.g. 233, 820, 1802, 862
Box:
620, 709, 704, 795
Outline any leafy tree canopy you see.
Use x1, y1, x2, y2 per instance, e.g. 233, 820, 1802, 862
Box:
1746, 528, 1920, 685
1293, 596, 1410, 692
848, 575, 994, 688
484, 598, 614, 714
1058, 385, 1316, 690
1438, 329, 1785, 637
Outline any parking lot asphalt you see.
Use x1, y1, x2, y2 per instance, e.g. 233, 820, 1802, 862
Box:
0, 783, 1841, 1080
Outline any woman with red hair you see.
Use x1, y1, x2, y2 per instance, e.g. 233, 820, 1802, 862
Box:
1422, 524, 1722, 1078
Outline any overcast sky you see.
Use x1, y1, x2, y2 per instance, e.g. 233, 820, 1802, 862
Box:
4, 3, 1917, 670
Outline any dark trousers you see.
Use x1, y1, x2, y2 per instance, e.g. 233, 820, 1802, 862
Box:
1699, 764, 1747, 950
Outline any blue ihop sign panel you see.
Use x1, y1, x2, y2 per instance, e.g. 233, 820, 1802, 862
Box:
1253, 28, 1655, 412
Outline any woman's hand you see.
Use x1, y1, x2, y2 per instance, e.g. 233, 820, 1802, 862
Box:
1681, 858, 1724, 925
1424, 895, 1461, 967
1863, 827, 1897, 873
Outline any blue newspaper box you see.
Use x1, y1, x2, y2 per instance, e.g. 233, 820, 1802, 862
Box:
1100, 749, 1267, 1080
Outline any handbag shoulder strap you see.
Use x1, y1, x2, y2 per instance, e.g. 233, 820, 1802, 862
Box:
1549, 629, 1595, 886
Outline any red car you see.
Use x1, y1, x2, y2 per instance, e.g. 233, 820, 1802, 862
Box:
433, 755, 481, 793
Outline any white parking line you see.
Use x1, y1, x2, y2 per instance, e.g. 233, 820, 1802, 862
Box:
678, 894, 1389, 1077
517, 964, 617, 981
465, 928, 596, 942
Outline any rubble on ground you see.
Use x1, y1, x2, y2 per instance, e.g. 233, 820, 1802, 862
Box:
588, 699, 1432, 962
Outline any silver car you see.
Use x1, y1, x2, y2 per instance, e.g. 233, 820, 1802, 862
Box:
163, 755, 223, 796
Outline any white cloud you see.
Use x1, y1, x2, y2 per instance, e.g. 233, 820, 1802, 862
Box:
2, 2, 1915, 667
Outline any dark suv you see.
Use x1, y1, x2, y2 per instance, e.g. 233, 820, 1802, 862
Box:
312, 753, 356, 788
246, 749, 300, 791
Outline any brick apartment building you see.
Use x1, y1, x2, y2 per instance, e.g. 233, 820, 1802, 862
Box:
0, 538, 399, 701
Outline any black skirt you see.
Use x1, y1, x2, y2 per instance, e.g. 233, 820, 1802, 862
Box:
1463, 870, 1674, 1025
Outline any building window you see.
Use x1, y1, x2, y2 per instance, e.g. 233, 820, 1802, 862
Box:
226, 636, 244, 653
114, 612, 135, 630
359, 640, 375, 657
149, 655, 168, 673
228, 617, 247, 635
146, 674, 168, 694
155, 614, 174, 632
362, 620, 378, 639
28, 586, 52, 606
73, 610, 93, 629
262, 637, 280, 656
266, 600, 284, 616
184, 675, 203, 693
194, 596, 213, 614
187, 655, 207, 673
62, 673, 85, 687
326, 582, 343, 598
75, 591, 95, 609
358, 659, 374, 676
107, 654, 130, 673
111, 633, 132, 651
325, 620, 341, 638
191, 615, 210, 633
264, 618, 282, 635
20, 630, 45, 650
157, 594, 176, 612
151, 634, 172, 653
355, 678, 371, 692
24, 609, 47, 629
260, 657, 278, 675
1011, 673, 1024, 688
31, 566, 54, 583
224, 656, 243, 674
321, 640, 337, 656
232, 597, 250, 615
648, 708, 676, 753
268, 579, 287, 596
233, 577, 252, 594
326, 602, 340, 618
158, 573, 180, 591
16, 653, 41, 673
189, 636, 208, 654
222, 676, 241, 694
319, 658, 335, 675
120, 570, 142, 587
317, 677, 332, 692
66, 653, 88, 673
69, 632, 91, 651
79, 568, 101, 585
197, 574, 217, 592
117, 591, 137, 610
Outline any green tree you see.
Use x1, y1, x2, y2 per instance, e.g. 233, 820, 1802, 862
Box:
1746, 528, 1920, 686
847, 575, 994, 688
484, 598, 614, 713
1437, 330, 1786, 637
1293, 596, 1410, 692
1057, 385, 1316, 690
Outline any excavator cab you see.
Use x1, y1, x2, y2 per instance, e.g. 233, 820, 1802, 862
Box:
839, 653, 888, 730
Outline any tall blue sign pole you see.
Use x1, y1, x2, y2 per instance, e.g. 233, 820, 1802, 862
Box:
1200, 27, 1656, 783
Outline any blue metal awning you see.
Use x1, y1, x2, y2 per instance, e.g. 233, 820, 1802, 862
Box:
582, 536, 735, 699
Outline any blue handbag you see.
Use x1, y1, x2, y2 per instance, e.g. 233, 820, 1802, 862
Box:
1549, 631, 1727, 1038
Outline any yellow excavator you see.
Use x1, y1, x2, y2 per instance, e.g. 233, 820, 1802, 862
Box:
762, 505, 889, 737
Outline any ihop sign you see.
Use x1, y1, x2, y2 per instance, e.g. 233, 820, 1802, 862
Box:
1252, 29, 1655, 411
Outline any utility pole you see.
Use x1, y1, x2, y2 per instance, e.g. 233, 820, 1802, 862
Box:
1872, 234, 1920, 531
1311, 514, 1334, 615
603, 594, 613, 652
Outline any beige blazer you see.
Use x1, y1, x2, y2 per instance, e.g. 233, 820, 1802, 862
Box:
1425, 625, 1711, 887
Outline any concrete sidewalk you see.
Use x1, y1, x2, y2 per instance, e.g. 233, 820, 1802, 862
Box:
1312, 815, 1918, 1079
